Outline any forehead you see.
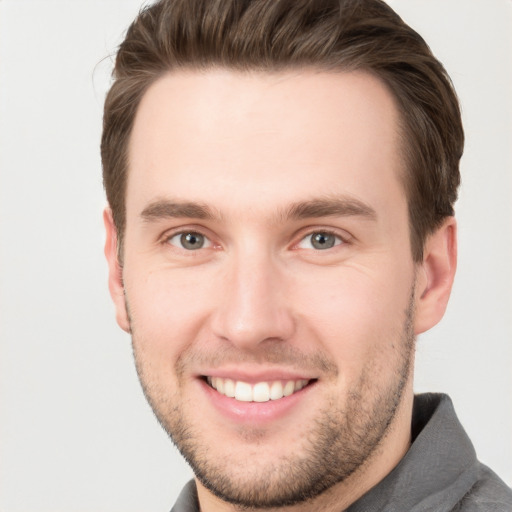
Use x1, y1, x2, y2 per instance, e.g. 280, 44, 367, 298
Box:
127, 68, 405, 220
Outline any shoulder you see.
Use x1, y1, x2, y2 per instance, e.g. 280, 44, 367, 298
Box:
450, 464, 512, 512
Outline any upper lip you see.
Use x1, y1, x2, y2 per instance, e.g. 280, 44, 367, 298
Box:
198, 367, 318, 384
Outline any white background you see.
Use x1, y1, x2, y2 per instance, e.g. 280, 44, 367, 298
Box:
0, 1, 510, 510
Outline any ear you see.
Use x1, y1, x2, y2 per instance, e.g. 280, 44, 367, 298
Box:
414, 217, 457, 335
103, 208, 131, 333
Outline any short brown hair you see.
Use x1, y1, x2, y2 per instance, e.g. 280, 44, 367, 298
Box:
101, 0, 463, 262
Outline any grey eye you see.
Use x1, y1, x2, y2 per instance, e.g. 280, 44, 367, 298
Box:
168, 232, 210, 250
311, 232, 336, 249
181, 233, 204, 249
297, 232, 342, 250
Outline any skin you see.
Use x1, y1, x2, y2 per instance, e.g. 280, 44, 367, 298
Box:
105, 69, 457, 512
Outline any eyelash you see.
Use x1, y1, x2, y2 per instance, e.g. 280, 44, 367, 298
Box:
161, 227, 350, 252
163, 229, 214, 251
294, 229, 346, 251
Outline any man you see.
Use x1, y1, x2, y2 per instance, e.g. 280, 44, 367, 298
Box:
101, 0, 512, 510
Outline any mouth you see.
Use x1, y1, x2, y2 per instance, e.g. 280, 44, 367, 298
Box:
205, 376, 315, 402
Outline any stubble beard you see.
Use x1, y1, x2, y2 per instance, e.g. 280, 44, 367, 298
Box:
131, 293, 416, 509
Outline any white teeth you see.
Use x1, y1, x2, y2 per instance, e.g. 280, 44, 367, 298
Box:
295, 379, 308, 391
207, 377, 310, 402
253, 382, 270, 402
283, 380, 295, 397
235, 381, 253, 402
224, 378, 235, 398
269, 381, 284, 400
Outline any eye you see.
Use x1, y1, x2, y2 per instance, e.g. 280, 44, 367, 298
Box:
166, 231, 212, 250
297, 231, 343, 250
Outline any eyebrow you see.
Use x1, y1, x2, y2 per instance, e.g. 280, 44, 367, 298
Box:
141, 200, 218, 221
140, 196, 377, 223
284, 197, 377, 221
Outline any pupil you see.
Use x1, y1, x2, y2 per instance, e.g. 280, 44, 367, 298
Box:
181, 233, 204, 250
312, 232, 335, 250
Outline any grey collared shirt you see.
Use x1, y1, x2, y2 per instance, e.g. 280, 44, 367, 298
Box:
171, 394, 512, 511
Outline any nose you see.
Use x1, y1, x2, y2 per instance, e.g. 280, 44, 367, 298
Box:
211, 249, 296, 350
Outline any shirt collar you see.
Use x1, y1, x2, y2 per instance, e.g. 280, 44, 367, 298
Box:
346, 393, 477, 512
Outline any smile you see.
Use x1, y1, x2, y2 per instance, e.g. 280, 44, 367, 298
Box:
206, 376, 311, 402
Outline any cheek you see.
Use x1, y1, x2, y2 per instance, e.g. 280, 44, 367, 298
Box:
124, 265, 217, 358
290, 260, 414, 363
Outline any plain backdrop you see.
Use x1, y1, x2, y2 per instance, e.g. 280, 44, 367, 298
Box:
0, 1, 510, 511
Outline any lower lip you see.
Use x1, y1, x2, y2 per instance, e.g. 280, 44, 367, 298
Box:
199, 379, 316, 424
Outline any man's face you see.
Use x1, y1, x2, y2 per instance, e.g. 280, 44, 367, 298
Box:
114, 69, 422, 507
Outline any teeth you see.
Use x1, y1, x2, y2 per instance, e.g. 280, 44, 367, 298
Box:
269, 381, 284, 400
283, 380, 295, 397
253, 382, 270, 402
235, 381, 253, 402
224, 378, 235, 398
207, 377, 310, 402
